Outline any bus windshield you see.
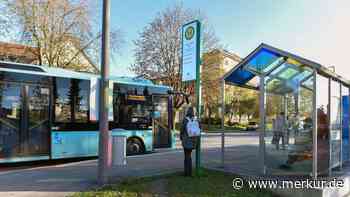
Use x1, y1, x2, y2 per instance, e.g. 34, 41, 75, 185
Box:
113, 83, 168, 130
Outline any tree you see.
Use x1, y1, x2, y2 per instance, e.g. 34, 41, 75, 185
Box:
225, 86, 258, 123
240, 97, 258, 120
130, 4, 220, 110
0, 3, 12, 41
3, 0, 123, 73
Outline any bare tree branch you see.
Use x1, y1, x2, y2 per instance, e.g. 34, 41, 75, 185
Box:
130, 4, 220, 110
3, 0, 124, 73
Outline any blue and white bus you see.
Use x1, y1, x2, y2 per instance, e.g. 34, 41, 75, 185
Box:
0, 61, 175, 163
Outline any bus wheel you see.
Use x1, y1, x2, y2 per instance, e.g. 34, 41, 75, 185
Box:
127, 138, 144, 155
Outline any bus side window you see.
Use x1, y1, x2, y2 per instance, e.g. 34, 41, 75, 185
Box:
54, 78, 90, 123
54, 78, 71, 122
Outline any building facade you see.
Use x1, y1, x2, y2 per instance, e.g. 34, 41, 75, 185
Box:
200, 49, 241, 122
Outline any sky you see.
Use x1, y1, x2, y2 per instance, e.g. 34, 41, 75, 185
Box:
110, 0, 350, 79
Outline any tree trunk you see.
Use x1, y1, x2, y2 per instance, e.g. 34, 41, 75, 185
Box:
208, 107, 211, 130
173, 109, 178, 131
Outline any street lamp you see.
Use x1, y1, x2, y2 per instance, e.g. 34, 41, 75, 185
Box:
98, 0, 112, 185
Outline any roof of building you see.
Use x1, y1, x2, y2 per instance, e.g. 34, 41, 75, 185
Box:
0, 41, 38, 64
221, 49, 242, 62
206, 48, 242, 62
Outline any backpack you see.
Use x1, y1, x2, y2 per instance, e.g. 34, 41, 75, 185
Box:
186, 117, 201, 137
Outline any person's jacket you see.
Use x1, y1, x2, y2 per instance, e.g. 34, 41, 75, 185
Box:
276, 115, 286, 133
180, 116, 198, 149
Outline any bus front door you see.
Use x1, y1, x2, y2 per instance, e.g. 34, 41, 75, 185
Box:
26, 85, 50, 157
0, 82, 50, 161
152, 95, 171, 148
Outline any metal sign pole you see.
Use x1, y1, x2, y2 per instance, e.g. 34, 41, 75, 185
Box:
194, 21, 201, 174
181, 20, 201, 175
221, 79, 225, 168
98, 0, 112, 185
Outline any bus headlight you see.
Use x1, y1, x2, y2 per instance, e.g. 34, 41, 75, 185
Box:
131, 118, 138, 123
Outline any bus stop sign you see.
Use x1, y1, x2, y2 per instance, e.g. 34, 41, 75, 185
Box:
181, 20, 201, 82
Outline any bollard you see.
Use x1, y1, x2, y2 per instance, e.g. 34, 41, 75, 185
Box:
112, 135, 127, 166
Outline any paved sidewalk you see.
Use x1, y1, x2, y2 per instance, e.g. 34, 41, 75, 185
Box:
0, 133, 260, 197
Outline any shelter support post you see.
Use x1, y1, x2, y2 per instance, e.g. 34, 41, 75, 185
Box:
195, 55, 201, 174
259, 75, 266, 175
221, 79, 225, 168
283, 95, 287, 122
294, 87, 300, 119
328, 78, 332, 176
312, 69, 318, 179
340, 84, 343, 169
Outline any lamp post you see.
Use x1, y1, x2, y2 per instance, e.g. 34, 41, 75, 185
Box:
98, 0, 112, 185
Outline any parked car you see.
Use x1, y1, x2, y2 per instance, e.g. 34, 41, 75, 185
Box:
246, 121, 259, 131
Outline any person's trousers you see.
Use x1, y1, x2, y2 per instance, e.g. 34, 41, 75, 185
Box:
184, 148, 192, 176
275, 132, 287, 150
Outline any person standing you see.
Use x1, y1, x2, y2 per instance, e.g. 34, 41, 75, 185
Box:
275, 112, 287, 150
180, 107, 199, 177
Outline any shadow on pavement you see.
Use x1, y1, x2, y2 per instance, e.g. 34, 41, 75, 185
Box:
0, 136, 260, 197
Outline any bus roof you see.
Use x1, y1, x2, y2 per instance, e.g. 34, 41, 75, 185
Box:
109, 76, 171, 90
0, 61, 171, 89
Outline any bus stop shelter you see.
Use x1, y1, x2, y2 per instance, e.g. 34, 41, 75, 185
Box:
222, 43, 350, 178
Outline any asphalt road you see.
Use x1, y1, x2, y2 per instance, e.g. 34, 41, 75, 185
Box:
0, 132, 260, 197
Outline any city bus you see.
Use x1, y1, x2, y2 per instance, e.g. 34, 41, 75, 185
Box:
0, 61, 175, 163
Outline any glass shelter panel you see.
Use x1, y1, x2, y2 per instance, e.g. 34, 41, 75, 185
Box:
278, 67, 299, 80
152, 95, 170, 148
330, 80, 341, 169
246, 49, 282, 74
316, 75, 330, 175
264, 73, 314, 175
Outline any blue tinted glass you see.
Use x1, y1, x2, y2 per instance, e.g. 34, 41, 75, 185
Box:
278, 68, 299, 79
291, 70, 312, 84
270, 62, 288, 76
302, 76, 313, 89
266, 78, 281, 91
246, 48, 280, 73
226, 68, 255, 86
262, 57, 285, 73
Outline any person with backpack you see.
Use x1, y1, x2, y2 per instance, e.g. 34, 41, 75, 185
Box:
180, 106, 200, 177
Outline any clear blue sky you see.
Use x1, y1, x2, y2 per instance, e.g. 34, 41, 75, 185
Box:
110, 0, 350, 79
